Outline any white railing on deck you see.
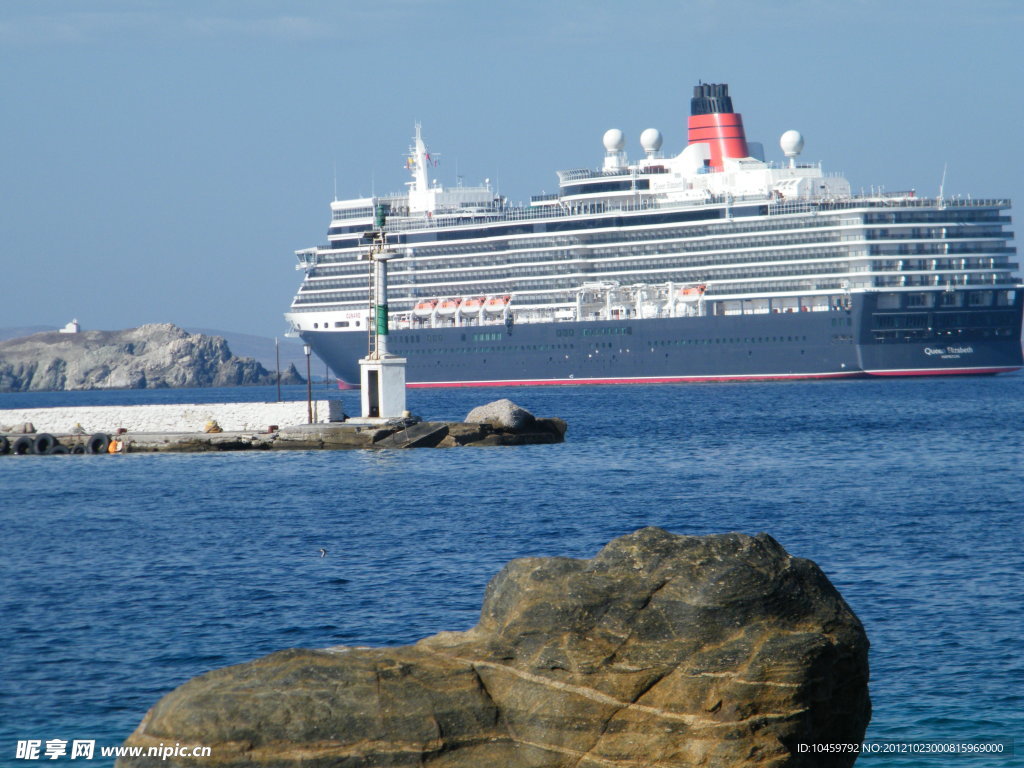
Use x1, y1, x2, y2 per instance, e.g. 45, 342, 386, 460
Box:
380, 195, 1009, 235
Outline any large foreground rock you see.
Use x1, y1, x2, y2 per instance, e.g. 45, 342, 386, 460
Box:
0, 324, 302, 391
118, 528, 870, 767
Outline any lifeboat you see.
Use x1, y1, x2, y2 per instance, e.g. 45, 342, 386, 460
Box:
678, 284, 707, 300
413, 300, 437, 318
459, 297, 485, 317
436, 298, 461, 316
484, 295, 511, 314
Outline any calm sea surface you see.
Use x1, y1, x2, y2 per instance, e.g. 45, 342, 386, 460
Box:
1, 377, 1021, 766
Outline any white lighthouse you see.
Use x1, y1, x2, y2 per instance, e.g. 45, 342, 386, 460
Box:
358, 205, 407, 420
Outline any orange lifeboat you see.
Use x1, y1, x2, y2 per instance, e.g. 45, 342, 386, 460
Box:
484, 295, 511, 314
459, 297, 485, 317
413, 300, 437, 318
436, 298, 461, 316
678, 284, 707, 300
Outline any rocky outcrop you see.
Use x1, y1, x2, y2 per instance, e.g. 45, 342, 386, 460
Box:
117, 528, 870, 768
0, 324, 303, 391
465, 398, 536, 429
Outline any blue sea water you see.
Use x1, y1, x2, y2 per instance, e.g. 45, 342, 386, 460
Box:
1, 377, 1021, 766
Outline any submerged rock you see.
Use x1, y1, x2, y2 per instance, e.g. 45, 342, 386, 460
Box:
0, 324, 304, 391
117, 528, 869, 767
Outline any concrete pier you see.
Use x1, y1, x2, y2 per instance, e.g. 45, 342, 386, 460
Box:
0, 401, 343, 435
0, 401, 566, 453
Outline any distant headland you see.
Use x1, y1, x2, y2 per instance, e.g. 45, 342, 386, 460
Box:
0, 323, 303, 392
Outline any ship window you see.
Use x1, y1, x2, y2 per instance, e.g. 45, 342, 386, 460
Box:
940, 292, 963, 307
877, 293, 901, 310
969, 291, 993, 306
906, 293, 935, 308
334, 321, 349, 328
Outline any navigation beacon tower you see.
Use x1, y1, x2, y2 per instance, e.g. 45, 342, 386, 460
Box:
358, 205, 407, 419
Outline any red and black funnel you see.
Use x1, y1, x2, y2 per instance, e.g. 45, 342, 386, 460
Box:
687, 83, 749, 170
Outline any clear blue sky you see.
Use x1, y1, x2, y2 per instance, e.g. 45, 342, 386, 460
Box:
2, 0, 1021, 338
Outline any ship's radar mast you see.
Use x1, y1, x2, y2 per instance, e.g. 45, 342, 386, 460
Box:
603, 128, 627, 170
408, 123, 430, 194
640, 128, 663, 159
407, 123, 443, 213
780, 130, 805, 168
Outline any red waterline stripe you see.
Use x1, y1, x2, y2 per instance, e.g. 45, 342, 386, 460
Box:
406, 371, 864, 388
343, 367, 1019, 389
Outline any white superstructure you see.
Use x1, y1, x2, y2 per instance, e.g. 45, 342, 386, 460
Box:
286, 86, 1016, 351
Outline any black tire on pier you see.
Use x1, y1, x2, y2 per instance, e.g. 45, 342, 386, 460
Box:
0, 436, 9, 455
12, 436, 34, 455
32, 434, 58, 454
48, 444, 70, 455
71, 445, 86, 455
86, 433, 110, 454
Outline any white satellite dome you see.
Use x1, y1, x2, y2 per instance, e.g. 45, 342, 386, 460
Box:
780, 129, 805, 158
603, 128, 626, 152
640, 128, 663, 154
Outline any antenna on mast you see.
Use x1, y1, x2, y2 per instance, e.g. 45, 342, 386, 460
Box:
938, 162, 947, 209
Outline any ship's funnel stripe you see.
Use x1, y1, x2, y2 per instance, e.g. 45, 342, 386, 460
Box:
688, 113, 745, 129
687, 112, 749, 169
688, 128, 749, 141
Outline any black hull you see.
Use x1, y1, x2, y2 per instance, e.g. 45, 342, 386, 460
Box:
300, 296, 1024, 387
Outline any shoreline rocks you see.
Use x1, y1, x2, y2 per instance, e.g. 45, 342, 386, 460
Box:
0, 324, 303, 392
117, 528, 870, 767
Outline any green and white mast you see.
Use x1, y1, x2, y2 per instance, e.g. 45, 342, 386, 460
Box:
357, 204, 407, 420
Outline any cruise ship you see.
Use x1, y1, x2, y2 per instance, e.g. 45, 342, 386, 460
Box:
285, 83, 1022, 387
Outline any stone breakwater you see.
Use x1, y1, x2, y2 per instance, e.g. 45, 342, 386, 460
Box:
116, 528, 870, 768
0, 323, 301, 392
0, 399, 566, 452
0, 401, 340, 435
